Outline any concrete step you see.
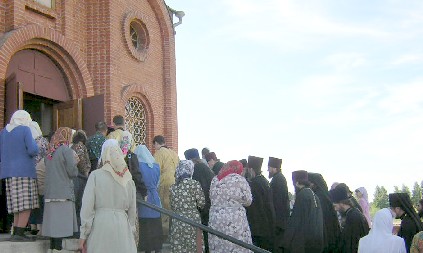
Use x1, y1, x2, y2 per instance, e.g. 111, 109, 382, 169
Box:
0, 234, 171, 253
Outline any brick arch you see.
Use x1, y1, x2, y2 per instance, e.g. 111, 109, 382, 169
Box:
0, 24, 94, 100
121, 84, 155, 149
147, 0, 178, 150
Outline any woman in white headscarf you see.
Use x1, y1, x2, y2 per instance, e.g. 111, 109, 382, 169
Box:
79, 140, 137, 253
355, 187, 372, 227
358, 208, 406, 253
0, 110, 39, 241
134, 145, 163, 253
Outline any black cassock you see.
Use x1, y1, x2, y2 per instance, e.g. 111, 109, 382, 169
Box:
309, 173, 341, 253
192, 162, 214, 253
282, 187, 323, 253
398, 214, 421, 253
339, 207, 369, 253
270, 171, 290, 252
246, 174, 275, 251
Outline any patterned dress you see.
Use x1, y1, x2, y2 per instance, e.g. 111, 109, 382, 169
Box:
34, 136, 49, 164
170, 178, 205, 253
86, 132, 106, 162
208, 174, 253, 253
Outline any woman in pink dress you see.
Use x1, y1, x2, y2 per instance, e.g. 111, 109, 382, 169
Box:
355, 187, 372, 227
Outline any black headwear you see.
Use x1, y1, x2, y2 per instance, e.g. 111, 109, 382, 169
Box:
389, 193, 423, 231
308, 173, 329, 192
292, 170, 308, 184
335, 183, 353, 194
248, 155, 263, 174
184, 148, 200, 160
268, 157, 282, 169
329, 187, 350, 203
239, 159, 248, 168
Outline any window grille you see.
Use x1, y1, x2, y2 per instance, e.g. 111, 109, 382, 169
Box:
125, 97, 147, 145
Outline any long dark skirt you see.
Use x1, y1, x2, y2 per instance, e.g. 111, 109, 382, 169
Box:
138, 217, 163, 252
74, 173, 88, 230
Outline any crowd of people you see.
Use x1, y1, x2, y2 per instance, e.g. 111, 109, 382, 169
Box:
1, 110, 423, 253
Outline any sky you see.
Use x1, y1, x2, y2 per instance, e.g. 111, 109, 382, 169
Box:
165, 0, 423, 200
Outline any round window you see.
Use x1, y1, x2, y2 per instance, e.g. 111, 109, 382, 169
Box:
129, 20, 149, 52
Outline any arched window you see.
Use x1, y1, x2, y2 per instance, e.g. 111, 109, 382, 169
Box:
125, 97, 147, 145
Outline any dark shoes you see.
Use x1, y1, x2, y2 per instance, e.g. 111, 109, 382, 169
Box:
10, 227, 36, 242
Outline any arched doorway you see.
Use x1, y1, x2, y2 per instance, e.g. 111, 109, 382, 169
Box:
5, 49, 70, 136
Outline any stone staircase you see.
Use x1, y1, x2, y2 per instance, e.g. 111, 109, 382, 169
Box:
0, 234, 171, 253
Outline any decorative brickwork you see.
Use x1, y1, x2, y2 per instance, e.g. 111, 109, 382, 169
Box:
0, 0, 178, 151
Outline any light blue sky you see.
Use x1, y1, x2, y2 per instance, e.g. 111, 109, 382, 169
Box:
166, 0, 423, 199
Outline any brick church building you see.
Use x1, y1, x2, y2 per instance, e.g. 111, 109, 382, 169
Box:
0, 0, 179, 150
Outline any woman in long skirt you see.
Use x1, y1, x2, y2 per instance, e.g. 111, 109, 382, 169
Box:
0, 110, 39, 241
169, 160, 205, 253
79, 140, 137, 253
42, 127, 79, 251
134, 145, 163, 253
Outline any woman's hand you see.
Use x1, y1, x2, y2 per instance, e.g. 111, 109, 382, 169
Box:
79, 238, 86, 252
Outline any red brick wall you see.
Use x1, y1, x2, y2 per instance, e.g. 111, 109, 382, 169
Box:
0, 0, 178, 150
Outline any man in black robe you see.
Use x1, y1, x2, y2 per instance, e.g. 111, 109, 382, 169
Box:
267, 157, 290, 253
245, 155, 275, 251
389, 193, 423, 253
205, 152, 224, 175
282, 170, 323, 253
184, 148, 215, 253
309, 173, 341, 253
329, 187, 369, 253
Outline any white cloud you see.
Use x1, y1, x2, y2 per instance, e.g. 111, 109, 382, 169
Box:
322, 52, 368, 71
378, 79, 423, 115
216, 0, 391, 51
389, 54, 423, 66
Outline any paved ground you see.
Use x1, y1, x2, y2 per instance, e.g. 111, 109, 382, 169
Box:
0, 234, 171, 253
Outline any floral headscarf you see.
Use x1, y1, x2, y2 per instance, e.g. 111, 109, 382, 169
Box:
217, 160, 244, 181
6, 110, 32, 132
100, 143, 132, 187
134, 145, 156, 168
175, 160, 194, 185
47, 127, 73, 160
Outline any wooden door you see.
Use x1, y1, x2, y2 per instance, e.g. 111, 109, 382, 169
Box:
5, 75, 23, 124
82, 94, 105, 136
53, 99, 82, 130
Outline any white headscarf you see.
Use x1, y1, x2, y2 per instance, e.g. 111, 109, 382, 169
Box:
6, 110, 32, 132
29, 121, 42, 139
100, 144, 132, 187
134, 145, 156, 168
98, 139, 119, 166
358, 208, 406, 253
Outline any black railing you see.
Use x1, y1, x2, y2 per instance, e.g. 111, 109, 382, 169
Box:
139, 199, 271, 253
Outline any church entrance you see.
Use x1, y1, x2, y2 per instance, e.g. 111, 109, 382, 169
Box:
0, 49, 103, 233
5, 49, 71, 133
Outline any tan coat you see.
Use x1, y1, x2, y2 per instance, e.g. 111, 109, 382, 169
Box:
153, 147, 179, 233
80, 169, 137, 253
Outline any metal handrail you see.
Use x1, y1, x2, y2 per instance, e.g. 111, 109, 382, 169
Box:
139, 199, 271, 253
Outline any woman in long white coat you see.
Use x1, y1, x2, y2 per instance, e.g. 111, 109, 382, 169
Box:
79, 140, 137, 253
208, 160, 253, 253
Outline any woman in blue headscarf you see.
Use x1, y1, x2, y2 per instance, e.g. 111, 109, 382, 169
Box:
134, 145, 163, 253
